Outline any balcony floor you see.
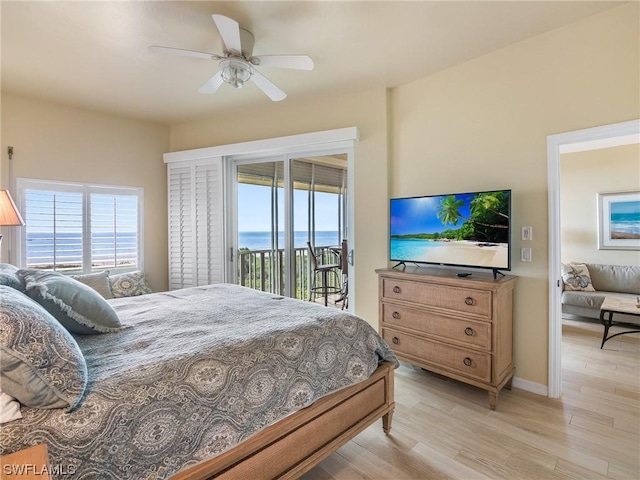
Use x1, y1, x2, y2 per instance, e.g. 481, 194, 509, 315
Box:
309, 291, 347, 310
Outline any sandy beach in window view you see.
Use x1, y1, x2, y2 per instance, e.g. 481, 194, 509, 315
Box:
393, 239, 509, 268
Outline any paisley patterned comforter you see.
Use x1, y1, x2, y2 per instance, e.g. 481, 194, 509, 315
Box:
0, 284, 397, 479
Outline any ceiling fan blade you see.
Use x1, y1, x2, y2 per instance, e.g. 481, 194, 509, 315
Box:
149, 45, 222, 60
252, 55, 314, 71
212, 14, 242, 54
250, 70, 286, 101
198, 71, 225, 94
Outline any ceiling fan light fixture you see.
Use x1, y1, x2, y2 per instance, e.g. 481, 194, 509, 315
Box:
220, 58, 252, 88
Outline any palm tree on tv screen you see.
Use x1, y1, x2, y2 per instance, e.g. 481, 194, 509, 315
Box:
437, 192, 509, 242
436, 195, 465, 225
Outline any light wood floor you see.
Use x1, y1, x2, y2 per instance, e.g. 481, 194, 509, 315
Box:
302, 318, 640, 479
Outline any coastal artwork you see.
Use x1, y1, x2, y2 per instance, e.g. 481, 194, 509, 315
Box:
390, 190, 510, 269
597, 191, 640, 250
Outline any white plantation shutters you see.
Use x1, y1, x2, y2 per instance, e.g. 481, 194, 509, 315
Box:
17, 179, 143, 274
23, 188, 84, 271
195, 162, 224, 285
168, 164, 193, 289
167, 158, 224, 289
90, 193, 139, 272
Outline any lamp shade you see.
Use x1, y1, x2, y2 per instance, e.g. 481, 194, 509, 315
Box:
0, 190, 25, 226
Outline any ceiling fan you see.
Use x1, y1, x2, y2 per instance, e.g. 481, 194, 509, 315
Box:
149, 14, 314, 101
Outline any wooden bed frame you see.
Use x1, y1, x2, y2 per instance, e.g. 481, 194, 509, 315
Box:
171, 361, 396, 480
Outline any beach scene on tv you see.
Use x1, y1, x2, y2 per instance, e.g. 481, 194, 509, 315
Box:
390, 191, 510, 269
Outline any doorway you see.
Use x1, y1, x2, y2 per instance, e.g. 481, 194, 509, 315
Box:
230, 153, 349, 305
546, 119, 640, 398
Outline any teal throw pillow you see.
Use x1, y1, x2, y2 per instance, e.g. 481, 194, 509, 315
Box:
19, 269, 122, 334
0, 263, 25, 292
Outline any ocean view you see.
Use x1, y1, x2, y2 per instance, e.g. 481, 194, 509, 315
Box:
25, 231, 341, 263
610, 211, 640, 236
239, 231, 340, 250
26, 232, 137, 265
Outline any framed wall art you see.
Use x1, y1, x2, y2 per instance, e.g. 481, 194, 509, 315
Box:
597, 190, 640, 250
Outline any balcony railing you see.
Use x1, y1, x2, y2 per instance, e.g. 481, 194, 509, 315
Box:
237, 245, 342, 301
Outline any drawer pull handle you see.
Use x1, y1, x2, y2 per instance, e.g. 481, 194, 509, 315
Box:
464, 327, 474, 336
392, 311, 400, 319
393, 286, 401, 294
392, 337, 400, 345
463, 357, 472, 366
465, 297, 474, 306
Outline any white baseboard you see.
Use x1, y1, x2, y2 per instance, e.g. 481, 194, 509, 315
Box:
512, 376, 548, 396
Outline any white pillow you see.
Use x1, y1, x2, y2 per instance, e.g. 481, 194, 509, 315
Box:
561, 263, 596, 292
0, 391, 23, 424
71, 270, 114, 299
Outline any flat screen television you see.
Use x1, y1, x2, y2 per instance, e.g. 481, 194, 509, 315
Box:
390, 189, 511, 277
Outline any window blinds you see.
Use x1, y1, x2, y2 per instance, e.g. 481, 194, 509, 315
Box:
18, 179, 142, 274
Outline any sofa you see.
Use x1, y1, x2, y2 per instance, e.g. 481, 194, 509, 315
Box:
561, 263, 640, 323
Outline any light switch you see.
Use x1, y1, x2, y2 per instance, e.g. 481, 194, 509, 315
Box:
521, 247, 532, 262
522, 226, 533, 241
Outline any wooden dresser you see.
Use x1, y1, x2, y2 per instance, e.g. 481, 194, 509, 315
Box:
376, 267, 516, 409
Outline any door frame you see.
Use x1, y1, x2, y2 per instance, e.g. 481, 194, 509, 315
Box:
181, 127, 356, 308
546, 119, 640, 398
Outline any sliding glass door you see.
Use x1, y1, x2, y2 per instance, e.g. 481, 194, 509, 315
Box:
231, 154, 347, 303
234, 159, 287, 295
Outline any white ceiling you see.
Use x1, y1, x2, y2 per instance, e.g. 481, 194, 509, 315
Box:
1, 1, 625, 126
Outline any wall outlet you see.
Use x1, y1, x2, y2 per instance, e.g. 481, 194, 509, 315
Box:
522, 226, 533, 241
521, 247, 532, 262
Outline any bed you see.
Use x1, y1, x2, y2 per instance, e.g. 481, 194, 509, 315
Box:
0, 280, 397, 480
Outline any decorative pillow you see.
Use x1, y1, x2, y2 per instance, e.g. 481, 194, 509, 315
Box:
0, 286, 87, 411
561, 263, 596, 292
19, 269, 122, 334
109, 270, 152, 298
0, 391, 22, 424
0, 263, 25, 292
71, 270, 114, 299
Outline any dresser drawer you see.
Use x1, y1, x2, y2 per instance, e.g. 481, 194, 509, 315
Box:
381, 278, 492, 319
381, 303, 491, 350
381, 327, 491, 382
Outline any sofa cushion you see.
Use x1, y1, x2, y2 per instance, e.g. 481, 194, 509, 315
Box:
585, 263, 640, 295
561, 263, 595, 292
562, 290, 607, 310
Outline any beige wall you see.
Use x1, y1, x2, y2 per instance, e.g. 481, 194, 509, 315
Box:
390, 4, 639, 386
561, 144, 640, 266
170, 88, 390, 326
0, 95, 170, 291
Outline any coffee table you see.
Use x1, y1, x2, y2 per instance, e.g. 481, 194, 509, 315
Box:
599, 296, 640, 348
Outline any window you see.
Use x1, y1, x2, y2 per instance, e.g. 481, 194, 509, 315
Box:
16, 179, 143, 274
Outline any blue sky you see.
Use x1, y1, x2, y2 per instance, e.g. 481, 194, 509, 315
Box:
610, 200, 640, 216
237, 183, 341, 232
390, 194, 473, 235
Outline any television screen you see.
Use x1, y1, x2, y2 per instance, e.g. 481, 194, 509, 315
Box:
390, 189, 511, 272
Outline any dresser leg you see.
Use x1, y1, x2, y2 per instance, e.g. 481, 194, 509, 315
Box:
489, 391, 498, 410
382, 411, 394, 434
505, 377, 513, 390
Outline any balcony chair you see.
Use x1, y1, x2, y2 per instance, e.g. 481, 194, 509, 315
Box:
307, 242, 341, 306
